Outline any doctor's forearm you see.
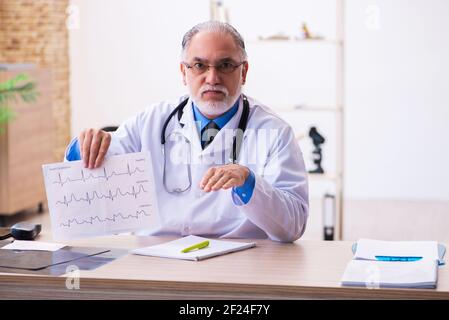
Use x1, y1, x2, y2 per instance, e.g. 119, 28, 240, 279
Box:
233, 175, 309, 242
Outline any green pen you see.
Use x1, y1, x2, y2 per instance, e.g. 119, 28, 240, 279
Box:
181, 240, 210, 253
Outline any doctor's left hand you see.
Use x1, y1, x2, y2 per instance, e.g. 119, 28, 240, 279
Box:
200, 164, 250, 192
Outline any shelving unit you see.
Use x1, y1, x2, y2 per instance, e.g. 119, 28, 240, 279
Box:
335, 0, 345, 240
211, 0, 345, 240
307, 0, 345, 241
268, 1, 344, 241
302, 1, 345, 241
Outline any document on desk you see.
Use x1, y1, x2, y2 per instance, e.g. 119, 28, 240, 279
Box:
42, 152, 160, 240
341, 259, 438, 289
131, 235, 257, 261
1, 240, 66, 251
354, 239, 439, 261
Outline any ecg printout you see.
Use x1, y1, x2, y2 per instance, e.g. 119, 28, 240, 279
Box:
42, 152, 160, 240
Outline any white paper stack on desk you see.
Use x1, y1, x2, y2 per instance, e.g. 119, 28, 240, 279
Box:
341, 239, 444, 289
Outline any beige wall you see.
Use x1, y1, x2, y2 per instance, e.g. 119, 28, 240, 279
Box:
0, 0, 71, 160
343, 199, 449, 242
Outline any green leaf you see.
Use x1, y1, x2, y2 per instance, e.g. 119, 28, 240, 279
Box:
0, 73, 38, 130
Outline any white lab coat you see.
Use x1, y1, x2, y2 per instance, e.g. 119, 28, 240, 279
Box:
105, 95, 308, 242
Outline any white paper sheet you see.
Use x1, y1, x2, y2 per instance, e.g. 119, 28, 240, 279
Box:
42, 152, 160, 240
1, 240, 66, 251
354, 238, 439, 261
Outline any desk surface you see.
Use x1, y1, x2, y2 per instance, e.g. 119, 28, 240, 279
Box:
0, 234, 448, 299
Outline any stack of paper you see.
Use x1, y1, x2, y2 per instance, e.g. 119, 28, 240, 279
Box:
341, 239, 440, 289
131, 235, 256, 261
1, 240, 66, 252
341, 259, 438, 289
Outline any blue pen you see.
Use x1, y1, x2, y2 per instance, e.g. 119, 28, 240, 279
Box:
375, 256, 422, 262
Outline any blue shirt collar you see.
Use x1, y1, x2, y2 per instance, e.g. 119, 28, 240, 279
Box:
192, 98, 240, 132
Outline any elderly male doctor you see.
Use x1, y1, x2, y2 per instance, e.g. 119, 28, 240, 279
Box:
65, 21, 309, 242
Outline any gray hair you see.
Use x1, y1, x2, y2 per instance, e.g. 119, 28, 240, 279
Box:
181, 21, 247, 60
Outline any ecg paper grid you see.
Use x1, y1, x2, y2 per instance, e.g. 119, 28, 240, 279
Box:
42, 152, 159, 240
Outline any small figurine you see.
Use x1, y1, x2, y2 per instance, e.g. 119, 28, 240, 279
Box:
308, 126, 325, 174
299, 22, 324, 40
302, 22, 312, 39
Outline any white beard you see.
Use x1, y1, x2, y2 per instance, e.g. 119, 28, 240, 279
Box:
192, 97, 235, 117
188, 84, 242, 117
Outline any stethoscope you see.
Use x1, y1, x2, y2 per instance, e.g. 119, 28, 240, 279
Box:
160, 94, 250, 193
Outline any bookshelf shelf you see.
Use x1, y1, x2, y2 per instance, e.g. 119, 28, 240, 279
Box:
274, 105, 343, 112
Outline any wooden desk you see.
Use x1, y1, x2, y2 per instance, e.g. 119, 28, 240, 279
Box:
0, 235, 448, 299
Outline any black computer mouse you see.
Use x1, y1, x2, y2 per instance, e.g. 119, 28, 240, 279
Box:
10, 222, 42, 240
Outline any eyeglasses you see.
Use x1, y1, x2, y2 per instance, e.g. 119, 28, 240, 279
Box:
182, 60, 246, 75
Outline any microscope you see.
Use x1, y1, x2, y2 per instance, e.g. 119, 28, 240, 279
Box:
308, 126, 325, 174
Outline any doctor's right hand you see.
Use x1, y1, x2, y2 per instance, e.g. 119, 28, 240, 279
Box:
78, 128, 111, 169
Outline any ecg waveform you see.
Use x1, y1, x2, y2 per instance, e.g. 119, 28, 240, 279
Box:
52, 163, 145, 187
59, 209, 151, 228
55, 184, 149, 207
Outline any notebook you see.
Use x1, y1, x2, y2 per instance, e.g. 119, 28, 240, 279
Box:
131, 235, 256, 261
341, 259, 438, 289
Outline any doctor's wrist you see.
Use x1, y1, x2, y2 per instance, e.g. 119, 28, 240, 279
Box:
241, 166, 250, 185
233, 168, 256, 204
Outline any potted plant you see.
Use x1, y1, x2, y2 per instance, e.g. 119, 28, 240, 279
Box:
0, 73, 38, 133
